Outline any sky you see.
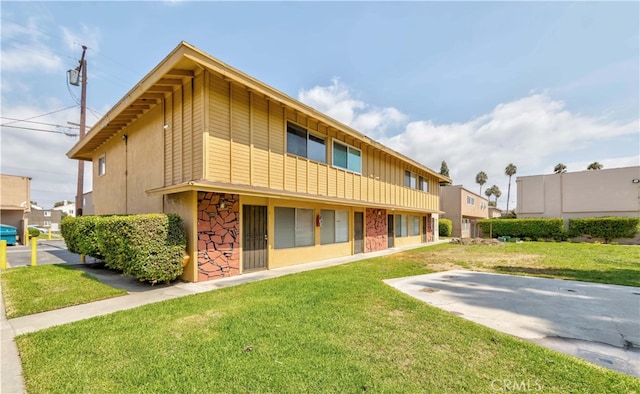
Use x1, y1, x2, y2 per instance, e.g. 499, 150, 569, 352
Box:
1, 1, 638, 210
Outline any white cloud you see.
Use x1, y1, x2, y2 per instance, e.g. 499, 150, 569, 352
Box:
0, 104, 91, 208
0, 17, 63, 73
299, 80, 638, 210
298, 78, 407, 139
61, 24, 101, 53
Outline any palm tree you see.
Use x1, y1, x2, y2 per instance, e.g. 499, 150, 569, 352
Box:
491, 185, 502, 206
587, 162, 603, 170
475, 171, 488, 195
554, 163, 567, 174
484, 185, 493, 200
504, 163, 517, 212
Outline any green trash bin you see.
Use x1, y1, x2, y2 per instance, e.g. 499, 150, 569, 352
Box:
0, 224, 18, 245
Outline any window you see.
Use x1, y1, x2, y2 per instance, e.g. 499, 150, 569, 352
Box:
481, 201, 486, 210
43, 211, 51, 217
286, 123, 326, 163
98, 155, 106, 176
404, 171, 417, 189
467, 196, 475, 206
462, 218, 470, 231
418, 176, 428, 192
274, 207, 315, 249
320, 210, 349, 245
410, 216, 420, 236
43, 221, 51, 227
332, 141, 361, 173
395, 214, 407, 237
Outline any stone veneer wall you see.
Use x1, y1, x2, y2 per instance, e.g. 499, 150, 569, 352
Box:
197, 192, 240, 281
365, 208, 387, 252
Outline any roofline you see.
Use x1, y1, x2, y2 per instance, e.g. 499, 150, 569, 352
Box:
67, 41, 449, 182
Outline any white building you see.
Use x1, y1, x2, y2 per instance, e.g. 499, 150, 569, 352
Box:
52, 200, 76, 217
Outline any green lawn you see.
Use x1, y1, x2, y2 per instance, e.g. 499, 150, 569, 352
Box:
389, 242, 640, 287
16, 243, 640, 393
1, 264, 126, 318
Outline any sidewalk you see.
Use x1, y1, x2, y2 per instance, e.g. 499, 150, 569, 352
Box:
1, 241, 446, 394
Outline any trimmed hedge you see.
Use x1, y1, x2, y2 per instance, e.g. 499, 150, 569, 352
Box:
28, 227, 41, 238
62, 214, 186, 284
568, 217, 640, 242
478, 218, 565, 240
61, 216, 103, 259
439, 218, 453, 237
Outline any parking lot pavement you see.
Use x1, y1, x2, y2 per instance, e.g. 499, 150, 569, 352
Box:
5, 239, 84, 267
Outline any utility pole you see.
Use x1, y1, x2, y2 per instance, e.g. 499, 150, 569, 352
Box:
70, 45, 87, 216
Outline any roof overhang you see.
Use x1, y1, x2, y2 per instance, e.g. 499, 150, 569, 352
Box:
147, 180, 444, 215
67, 41, 451, 183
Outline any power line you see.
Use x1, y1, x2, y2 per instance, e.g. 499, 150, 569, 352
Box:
0, 117, 79, 129
0, 106, 78, 126
0, 124, 78, 136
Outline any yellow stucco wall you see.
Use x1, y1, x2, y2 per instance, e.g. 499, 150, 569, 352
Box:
164, 191, 198, 282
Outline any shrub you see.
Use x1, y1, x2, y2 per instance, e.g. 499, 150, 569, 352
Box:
477, 218, 565, 240
28, 227, 41, 238
62, 214, 186, 284
439, 218, 453, 237
96, 214, 186, 284
60, 216, 103, 259
568, 217, 640, 243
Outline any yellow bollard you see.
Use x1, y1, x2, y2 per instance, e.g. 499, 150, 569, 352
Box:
31, 238, 37, 266
0, 240, 6, 269
24, 230, 29, 247
48, 228, 52, 240
81, 254, 86, 264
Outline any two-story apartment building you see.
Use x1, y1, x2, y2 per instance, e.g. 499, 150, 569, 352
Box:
516, 166, 640, 222
67, 42, 449, 282
0, 174, 31, 244
440, 185, 489, 238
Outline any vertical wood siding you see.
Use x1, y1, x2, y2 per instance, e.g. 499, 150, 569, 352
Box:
203, 71, 440, 211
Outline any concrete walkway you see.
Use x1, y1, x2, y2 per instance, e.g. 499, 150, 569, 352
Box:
385, 270, 640, 378
0, 241, 444, 394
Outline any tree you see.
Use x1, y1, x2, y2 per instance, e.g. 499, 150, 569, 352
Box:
439, 160, 451, 185
53, 200, 69, 208
484, 186, 493, 200
504, 163, 517, 212
492, 185, 502, 206
439, 160, 450, 178
554, 163, 567, 174
587, 162, 603, 170
475, 171, 488, 195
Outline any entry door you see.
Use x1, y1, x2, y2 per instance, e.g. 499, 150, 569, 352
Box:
387, 214, 394, 248
242, 205, 267, 271
354, 212, 364, 254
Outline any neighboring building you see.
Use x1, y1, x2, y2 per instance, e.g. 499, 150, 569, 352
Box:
27, 209, 62, 232
67, 42, 450, 283
516, 166, 640, 222
0, 174, 31, 244
440, 185, 489, 238
82, 191, 95, 215
53, 200, 76, 217
488, 206, 503, 218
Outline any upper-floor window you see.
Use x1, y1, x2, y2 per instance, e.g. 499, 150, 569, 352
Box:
286, 123, 326, 163
481, 201, 486, 210
332, 141, 361, 173
98, 155, 106, 176
404, 170, 416, 188
418, 176, 428, 192
43, 210, 51, 217
467, 196, 475, 206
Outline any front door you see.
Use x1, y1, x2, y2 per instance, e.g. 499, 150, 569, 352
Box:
387, 214, 394, 248
242, 205, 267, 272
354, 211, 364, 254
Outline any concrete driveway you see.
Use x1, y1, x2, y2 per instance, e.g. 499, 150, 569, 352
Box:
384, 270, 640, 378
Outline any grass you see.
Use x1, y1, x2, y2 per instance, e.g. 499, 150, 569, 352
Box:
1, 264, 126, 318
390, 242, 640, 287
16, 243, 640, 393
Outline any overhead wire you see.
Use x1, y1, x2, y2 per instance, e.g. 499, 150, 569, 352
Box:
0, 124, 78, 137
